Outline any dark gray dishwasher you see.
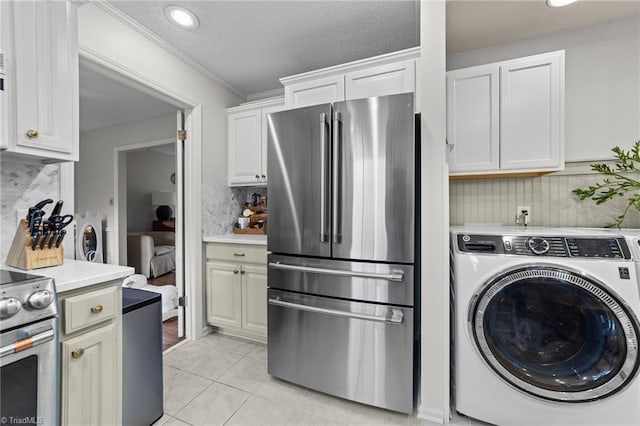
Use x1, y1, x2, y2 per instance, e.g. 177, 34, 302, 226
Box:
123, 287, 163, 425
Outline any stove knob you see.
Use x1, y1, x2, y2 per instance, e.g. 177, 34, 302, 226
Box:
0, 297, 23, 319
27, 290, 54, 310
527, 237, 550, 255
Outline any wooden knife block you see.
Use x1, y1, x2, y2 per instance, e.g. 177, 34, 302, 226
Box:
5, 219, 64, 270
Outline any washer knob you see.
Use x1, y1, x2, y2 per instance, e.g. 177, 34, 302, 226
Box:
0, 297, 23, 319
527, 237, 550, 255
27, 290, 54, 309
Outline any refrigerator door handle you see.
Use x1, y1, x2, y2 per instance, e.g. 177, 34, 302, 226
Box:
268, 262, 405, 282
332, 111, 342, 244
268, 297, 404, 324
319, 113, 330, 243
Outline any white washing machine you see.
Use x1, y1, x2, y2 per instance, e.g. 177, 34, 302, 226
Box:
451, 226, 640, 425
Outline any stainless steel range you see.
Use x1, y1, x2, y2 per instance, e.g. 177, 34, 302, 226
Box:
0, 269, 59, 426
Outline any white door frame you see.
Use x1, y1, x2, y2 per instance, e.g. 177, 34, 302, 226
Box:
74, 48, 203, 341
113, 137, 176, 265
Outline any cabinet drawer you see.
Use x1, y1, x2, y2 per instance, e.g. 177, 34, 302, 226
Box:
64, 286, 118, 334
206, 243, 267, 264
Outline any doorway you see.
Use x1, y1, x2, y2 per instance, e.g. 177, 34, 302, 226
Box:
113, 137, 185, 349
75, 58, 192, 349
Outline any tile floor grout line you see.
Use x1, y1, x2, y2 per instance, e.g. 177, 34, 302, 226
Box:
169, 378, 216, 421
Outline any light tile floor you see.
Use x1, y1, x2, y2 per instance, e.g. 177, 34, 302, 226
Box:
154, 333, 485, 426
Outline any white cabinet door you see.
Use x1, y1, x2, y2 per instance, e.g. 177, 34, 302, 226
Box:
61, 323, 118, 426
285, 75, 345, 109
11, 0, 78, 160
260, 104, 285, 183
241, 264, 267, 337
345, 59, 415, 101
500, 52, 564, 171
228, 110, 262, 185
447, 65, 500, 173
206, 261, 242, 330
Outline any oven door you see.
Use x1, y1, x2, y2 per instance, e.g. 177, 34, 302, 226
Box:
0, 318, 59, 425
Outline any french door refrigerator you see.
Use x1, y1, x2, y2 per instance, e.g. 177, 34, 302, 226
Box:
267, 92, 418, 413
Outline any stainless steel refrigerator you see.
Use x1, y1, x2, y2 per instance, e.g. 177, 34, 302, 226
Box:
267, 92, 418, 413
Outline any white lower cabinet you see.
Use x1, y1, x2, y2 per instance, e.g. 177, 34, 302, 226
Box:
59, 281, 122, 425
61, 323, 118, 425
206, 261, 243, 329
241, 264, 268, 336
205, 243, 267, 343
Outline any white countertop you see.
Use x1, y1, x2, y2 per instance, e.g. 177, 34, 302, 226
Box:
5, 260, 134, 293
203, 234, 267, 245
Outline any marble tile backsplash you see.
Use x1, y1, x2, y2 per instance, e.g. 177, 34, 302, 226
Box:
202, 184, 267, 236
1, 160, 61, 260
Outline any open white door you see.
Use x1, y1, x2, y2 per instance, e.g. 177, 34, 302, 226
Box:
176, 111, 186, 338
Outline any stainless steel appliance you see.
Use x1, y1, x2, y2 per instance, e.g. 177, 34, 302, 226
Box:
122, 287, 163, 426
267, 93, 418, 413
0, 269, 59, 425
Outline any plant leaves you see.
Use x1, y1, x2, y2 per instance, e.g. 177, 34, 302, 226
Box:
573, 140, 640, 227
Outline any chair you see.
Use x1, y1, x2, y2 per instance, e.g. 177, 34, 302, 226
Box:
127, 232, 176, 278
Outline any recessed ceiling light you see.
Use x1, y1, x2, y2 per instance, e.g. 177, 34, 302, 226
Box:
546, 0, 579, 7
165, 5, 199, 29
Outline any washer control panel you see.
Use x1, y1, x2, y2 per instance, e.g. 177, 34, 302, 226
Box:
457, 234, 631, 259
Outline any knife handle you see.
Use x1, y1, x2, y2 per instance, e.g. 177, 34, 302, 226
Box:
40, 231, 50, 249
51, 200, 63, 217
31, 231, 41, 251
34, 199, 53, 210
55, 229, 66, 248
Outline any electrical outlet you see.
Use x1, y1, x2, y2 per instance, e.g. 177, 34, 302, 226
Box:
516, 206, 531, 225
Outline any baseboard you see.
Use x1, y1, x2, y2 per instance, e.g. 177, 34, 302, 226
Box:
417, 405, 447, 424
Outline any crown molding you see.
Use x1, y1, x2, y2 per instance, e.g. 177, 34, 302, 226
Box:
88, 1, 246, 100
246, 87, 285, 102
226, 95, 285, 113
280, 46, 421, 85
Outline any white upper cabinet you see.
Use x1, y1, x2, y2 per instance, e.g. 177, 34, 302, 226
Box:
284, 75, 345, 109
447, 50, 565, 176
1, 0, 78, 162
281, 47, 420, 111
447, 65, 500, 173
227, 97, 284, 186
345, 59, 415, 101
500, 52, 564, 171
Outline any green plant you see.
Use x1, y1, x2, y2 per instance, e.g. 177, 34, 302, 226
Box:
573, 140, 640, 228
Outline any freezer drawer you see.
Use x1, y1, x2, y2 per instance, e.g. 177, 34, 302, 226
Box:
268, 254, 414, 306
267, 289, 415, 413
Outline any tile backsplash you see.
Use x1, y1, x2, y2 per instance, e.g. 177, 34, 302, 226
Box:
1, 160, 61, 260
202, 184, 267, 236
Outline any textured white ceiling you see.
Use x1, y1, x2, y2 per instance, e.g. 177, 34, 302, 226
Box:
79, 66, 177, 132
83, 0, 639, 130
108, 0, 639, 99
109, 0, 420, 97
447, 0, 640, 54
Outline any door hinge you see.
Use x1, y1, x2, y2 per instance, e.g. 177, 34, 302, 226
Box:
178, 296, 186, 307
177, 130, 187, 141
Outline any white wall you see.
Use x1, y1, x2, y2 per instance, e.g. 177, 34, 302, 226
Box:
76, 114, 175, 250
77, 2, 243, 339
447, 14, 640, 162
418, 0, 449, 423
77, 3, 244, 187
126, 148, 176, 232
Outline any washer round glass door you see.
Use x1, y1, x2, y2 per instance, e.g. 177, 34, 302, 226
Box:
472, 265, 639, 402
